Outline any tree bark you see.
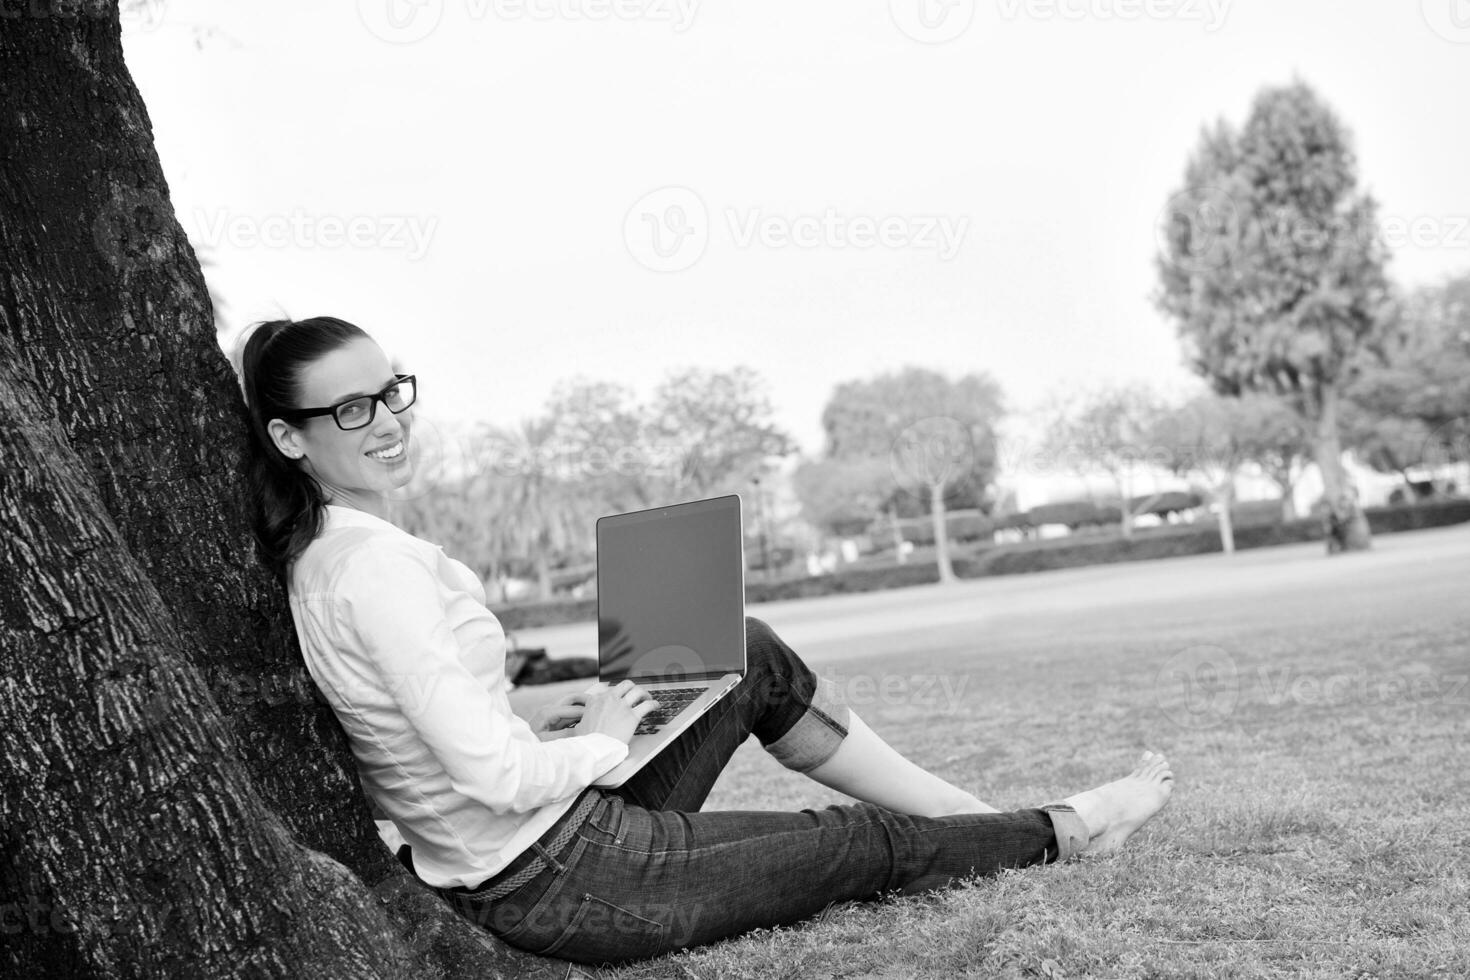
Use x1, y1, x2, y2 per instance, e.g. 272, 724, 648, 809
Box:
1114, 468, 1135, 539
929, 483, 956, 583
1216, 477, 1236, 555
1313, 384, 1372, 553
1, 5, 565, 976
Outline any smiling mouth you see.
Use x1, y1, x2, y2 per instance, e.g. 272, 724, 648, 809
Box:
365, 440, 405, 461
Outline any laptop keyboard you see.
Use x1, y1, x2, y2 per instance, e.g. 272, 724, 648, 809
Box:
634, 687, 705, 735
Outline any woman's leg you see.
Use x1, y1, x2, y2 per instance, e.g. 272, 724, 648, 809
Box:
805, 711, 1000, 815
622, 614, 996, 816
610, 615, 854, 812
462, 755, 1172, 966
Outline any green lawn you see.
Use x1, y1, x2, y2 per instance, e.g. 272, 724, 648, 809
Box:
573, 526, 1470, 979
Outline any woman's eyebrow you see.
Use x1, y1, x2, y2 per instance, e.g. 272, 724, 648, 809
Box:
330, 376, 400, 401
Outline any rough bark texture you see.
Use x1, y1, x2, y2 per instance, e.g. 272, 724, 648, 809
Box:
1, 4, 568, 977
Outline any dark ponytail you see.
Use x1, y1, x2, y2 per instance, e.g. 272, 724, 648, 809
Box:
233, 316, 371, 584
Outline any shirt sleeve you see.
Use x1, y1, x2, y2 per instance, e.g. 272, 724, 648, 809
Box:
334, 540, 627, 814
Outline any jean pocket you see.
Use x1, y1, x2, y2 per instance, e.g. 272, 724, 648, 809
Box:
584, 793, 625, 839
537, 892, 669, 964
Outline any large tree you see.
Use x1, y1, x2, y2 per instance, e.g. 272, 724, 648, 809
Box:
1, 5, 566, 976
1156, 78, 1395, 553
820, 367, 1003, 583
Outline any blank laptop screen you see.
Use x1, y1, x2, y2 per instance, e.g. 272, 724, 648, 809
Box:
596, 495, 745, 684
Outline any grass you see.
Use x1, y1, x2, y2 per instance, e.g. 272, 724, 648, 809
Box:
558, 527, 1470, 979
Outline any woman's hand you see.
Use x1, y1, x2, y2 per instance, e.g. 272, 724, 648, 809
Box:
572, 680, 660, 745
528, 693, 588, 741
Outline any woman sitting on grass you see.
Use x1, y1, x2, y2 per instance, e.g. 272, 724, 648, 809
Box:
233, 315, 1175, 967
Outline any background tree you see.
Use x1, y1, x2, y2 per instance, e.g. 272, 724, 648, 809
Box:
1156, 77, 1395, 553
1342, 273, 1470, 498
479, 416, 594, 601
401, 369, 795, 604
1, 6, 562, 975
1040, 382, 1173, 538
1235, 393, 1315, 521
820, 367, 1004, 583
543, 376, 655, 512
395, 425, 528, 603
792, 455, 895, 540
1150, 392, 1259, 552
647, 366, 796, 499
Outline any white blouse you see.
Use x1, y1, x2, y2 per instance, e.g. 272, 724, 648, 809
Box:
286, 504, 626, 889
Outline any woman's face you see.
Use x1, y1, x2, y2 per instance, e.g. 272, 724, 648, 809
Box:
267, 337, 415, 506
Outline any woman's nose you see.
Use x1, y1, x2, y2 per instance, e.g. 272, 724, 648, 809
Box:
373, 401, 408, 436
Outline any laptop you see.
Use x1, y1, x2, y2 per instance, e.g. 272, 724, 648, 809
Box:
588, 494, 747, 788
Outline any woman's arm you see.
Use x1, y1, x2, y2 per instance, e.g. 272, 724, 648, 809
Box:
331, 543, 628, 814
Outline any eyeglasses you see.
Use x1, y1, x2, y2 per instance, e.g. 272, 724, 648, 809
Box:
282, 374, 417, 431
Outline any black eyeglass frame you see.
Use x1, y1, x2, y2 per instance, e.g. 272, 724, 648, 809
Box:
280, 374, 417, 431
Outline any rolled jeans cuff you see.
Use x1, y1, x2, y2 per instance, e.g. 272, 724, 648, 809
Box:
1038, 802, 1090, 862
762, 675, 851, 774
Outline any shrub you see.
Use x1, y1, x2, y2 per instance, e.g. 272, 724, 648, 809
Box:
1131, 490, 1204, 516
488, 500, 1470, 627
882, 510, 995, 546
1025, 500, 1122, 528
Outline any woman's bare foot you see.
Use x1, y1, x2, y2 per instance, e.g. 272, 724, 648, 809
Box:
1063, 751, 1174, 855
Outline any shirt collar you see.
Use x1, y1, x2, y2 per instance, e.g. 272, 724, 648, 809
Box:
324, 503, 400, 532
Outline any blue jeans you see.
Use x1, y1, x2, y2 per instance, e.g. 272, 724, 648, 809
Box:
413, 616, 1088, 966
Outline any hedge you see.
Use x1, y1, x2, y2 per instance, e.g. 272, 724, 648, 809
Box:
886, 491, 1209, 545
491, 499, 1470, 630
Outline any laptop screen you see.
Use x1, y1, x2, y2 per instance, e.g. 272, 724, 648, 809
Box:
596, 495, 746, 684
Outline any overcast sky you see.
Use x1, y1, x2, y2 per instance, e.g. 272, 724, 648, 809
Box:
121, 0, 1470, 457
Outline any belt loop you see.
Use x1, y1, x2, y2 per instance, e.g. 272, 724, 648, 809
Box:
530, 841, 565, 875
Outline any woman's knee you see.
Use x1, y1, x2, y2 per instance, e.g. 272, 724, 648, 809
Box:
743, 614, 778, 649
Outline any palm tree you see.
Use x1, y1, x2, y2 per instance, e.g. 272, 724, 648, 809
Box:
481, 416, 592, 601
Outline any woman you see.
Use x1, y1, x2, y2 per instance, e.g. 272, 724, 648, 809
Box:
234, 316, 1174, 966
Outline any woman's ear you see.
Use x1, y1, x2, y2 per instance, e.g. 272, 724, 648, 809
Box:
267, 418, 304, 460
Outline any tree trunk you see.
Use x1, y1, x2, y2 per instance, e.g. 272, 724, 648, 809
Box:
889, 505, 906, 563
0, 5, 563, 977
1263, 458, 1299, 522
1279, 486, 1298, 522
1313, 384, 1372, 553
929, 483, 956, 583
1216, 477, 1236, 555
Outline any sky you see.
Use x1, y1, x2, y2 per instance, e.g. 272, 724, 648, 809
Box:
120, 0, 1470, 460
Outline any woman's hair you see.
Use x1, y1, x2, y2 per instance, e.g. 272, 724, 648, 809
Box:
234, 316, 371, 583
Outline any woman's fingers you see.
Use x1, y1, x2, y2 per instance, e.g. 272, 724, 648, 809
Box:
611, 679, 656, 703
